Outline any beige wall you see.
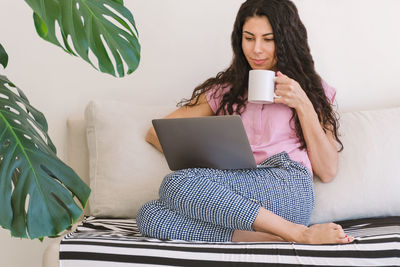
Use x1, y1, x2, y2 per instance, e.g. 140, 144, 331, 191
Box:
0, 0, 399, 266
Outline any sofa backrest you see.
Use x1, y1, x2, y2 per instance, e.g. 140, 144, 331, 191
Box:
66, 101, 400, 223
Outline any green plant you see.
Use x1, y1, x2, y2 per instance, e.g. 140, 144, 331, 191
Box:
0, 0, 140, 239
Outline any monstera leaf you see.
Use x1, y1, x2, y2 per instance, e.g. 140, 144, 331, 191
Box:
0, 75, 90, 239
24, 0, 140, 77
0, 43, 8, 69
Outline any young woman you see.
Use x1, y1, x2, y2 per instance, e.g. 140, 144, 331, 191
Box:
137, 0, 352, 244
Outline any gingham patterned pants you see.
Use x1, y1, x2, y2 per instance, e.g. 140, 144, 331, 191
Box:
136, 152, 314, 242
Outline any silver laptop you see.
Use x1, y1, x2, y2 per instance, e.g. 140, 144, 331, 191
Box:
152, 115, 257, 170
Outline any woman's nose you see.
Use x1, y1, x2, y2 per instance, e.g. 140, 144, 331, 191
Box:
253, 39, 263, 54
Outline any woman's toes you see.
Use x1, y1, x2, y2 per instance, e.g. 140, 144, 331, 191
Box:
340, 235, 355, 243
338, 232, 346, 239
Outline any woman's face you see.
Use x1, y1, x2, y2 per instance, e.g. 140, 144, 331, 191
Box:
241, 16, 276, 70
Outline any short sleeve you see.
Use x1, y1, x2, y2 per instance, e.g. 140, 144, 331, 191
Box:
321, 79, 336, 104
205, 85, 231, 114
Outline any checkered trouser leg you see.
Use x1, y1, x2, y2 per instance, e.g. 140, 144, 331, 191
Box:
137, 152, 314, 242
137, 199, 235, 241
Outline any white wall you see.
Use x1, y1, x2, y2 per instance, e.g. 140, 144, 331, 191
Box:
0, 0, 399, 266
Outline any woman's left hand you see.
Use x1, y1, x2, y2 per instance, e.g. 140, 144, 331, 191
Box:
274, 71, 311, 110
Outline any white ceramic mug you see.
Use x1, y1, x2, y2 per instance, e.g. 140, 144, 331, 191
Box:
248, 70, 276, 104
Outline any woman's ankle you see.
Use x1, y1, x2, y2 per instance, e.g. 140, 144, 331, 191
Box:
252, 207, 308, 242
288, 224, 308, 243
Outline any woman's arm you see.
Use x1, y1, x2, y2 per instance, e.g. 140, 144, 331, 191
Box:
274, 72, 338, 182
296, 103, 338, 182
146, 93, 215, 152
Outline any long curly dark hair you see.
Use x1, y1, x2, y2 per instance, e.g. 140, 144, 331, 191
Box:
179, 0, 343, 151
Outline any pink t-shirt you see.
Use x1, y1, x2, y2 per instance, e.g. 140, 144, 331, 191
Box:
205, 80, 336, 173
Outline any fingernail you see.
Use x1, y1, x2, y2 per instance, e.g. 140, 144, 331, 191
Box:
347, 237, 350, 242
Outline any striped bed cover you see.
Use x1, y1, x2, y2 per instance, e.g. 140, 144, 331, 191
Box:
60, 216, 400, 266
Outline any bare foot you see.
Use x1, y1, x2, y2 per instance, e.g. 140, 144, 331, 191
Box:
298, 223, 355, 244
250, 207, 354, 245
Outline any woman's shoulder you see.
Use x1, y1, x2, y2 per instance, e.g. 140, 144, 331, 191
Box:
205, 83, 232, 112
206, 83, 232, 95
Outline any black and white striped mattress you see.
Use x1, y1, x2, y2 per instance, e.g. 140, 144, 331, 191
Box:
60, 216, 400, 266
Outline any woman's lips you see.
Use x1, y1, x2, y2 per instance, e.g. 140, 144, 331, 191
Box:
253, 59, 266, 65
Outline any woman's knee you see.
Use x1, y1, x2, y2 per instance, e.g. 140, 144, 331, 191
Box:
137, 200, 181, 239
136, 200, 161, 236
159, 170, 192, 200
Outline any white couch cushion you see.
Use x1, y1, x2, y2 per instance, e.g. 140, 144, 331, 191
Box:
310, 106, 400, 224
85, 100, 400, 222
67, 116, 91, 215
85, 100, 173, 218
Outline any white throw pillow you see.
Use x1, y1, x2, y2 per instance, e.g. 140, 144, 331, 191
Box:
310, 106, 400, 224
85, 100, 400, 222
85, 100, 173, 218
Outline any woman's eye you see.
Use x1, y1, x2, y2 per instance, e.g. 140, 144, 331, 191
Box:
245, 37, 253, 41
264, 38, 274, 42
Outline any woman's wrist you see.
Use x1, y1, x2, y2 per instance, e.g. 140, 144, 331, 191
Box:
295, 98, 316, 118
286, 223, 309, 243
